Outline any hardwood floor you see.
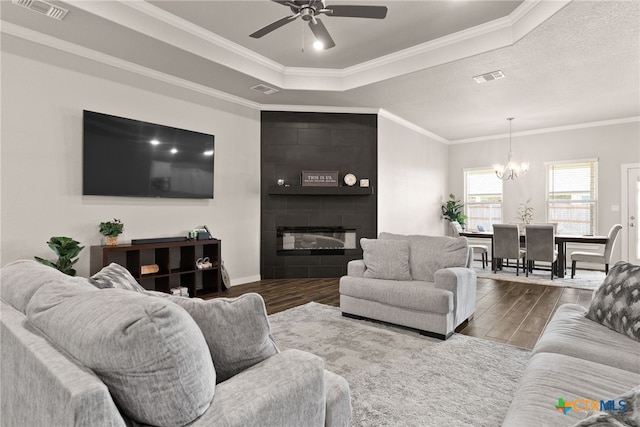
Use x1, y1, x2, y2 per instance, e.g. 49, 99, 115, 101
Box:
215, 276, 592, 351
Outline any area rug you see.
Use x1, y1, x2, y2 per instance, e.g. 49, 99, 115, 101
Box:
472, 261, 605, 289
268, 302, 530, 427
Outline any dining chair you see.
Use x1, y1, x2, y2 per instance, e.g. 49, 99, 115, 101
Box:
492, 224, 526, 276
449, 221, 488, 268
524, 224, 558, 279
570, 224, 623, 278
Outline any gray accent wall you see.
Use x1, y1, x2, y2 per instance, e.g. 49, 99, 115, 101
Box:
261, 111, 378, 279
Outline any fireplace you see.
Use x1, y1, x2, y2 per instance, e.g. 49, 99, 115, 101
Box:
277, 227, 357, 255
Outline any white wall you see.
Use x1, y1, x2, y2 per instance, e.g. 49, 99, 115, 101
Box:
447, 121, 640, 263
1, 41, 262, 283
378, 114, 448, 236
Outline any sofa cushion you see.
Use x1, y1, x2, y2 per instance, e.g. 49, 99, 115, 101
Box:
88, 263, 146, 293
533, 304, 640, 373
0, 260, 89, 314
502, 352, 640, 427
339, 276, 453, 314
164, 293, 279, 383
26, 280, 215, 427
586, 261, 640, 341
360, 238, 412, 281
379, 233, 469, 281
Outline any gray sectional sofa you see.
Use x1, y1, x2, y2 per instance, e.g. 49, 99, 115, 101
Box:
340, 233, 477, 339
503, 261, 640, 426
0, 260, 351, 427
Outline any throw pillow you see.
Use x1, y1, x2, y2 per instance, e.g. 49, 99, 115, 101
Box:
0, 259, 89, 314
26, 280, 215, 426
164, 293, 279, 383
361, 238, 412, 281
586, 261, 640, 341
88, 262, 146, 293
573, 385, 640, 427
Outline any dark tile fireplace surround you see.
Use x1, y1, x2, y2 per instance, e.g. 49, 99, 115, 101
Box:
261, 111, 378, 279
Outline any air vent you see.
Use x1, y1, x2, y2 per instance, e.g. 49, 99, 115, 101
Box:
251, 84, 279, 95
473, 70, 506, 84
12, 0, 68, 20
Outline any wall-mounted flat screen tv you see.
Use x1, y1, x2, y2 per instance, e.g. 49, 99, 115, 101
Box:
83, 110, 214, 199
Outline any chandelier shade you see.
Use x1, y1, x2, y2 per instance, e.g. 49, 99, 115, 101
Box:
493, 117, 529, 180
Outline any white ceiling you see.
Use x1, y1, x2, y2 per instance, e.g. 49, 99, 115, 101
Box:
1, 0, 638, 141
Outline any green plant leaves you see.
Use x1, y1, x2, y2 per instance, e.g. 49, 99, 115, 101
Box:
35, 236, 84, 276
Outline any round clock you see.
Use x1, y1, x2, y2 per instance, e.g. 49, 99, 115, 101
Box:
344, 173, 357, 186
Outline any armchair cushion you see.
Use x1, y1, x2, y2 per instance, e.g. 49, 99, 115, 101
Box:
360, 238, 412, 281
379, 233, 469, 281
26, 280, 215, 426
165, 293, 279, 383
587, 261, 640, 341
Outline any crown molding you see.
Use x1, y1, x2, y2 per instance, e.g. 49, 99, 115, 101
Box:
378, 110, 449, 144
450, 117, 640, 144
260, 104, 379, 115
62, 0, 571, 92
1, 21, 261, 110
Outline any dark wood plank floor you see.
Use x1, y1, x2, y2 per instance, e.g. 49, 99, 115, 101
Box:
215, 276, 592, 351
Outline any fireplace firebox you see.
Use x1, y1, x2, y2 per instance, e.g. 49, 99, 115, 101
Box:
277, 227, 357, 255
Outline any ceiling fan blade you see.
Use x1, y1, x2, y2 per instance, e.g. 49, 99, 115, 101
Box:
250, 15, 298, 38
270, 0, 293, 5
324, 5, 388, 19
308, 18, 336, 49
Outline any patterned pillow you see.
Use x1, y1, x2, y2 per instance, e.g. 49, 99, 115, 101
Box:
586, 261, 640, 341
361, 238, 412, 281
89, 263, 145, 293
573, 385, 640, 427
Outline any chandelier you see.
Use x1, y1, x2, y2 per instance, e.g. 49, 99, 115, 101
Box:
493, 117, 529, 180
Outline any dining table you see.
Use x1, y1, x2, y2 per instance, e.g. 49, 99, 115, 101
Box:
459, 231, 609, 278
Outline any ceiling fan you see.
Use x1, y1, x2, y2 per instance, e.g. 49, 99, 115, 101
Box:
250, 0, 388, 50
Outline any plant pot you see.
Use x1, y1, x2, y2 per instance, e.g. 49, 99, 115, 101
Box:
105, 236, 118, 246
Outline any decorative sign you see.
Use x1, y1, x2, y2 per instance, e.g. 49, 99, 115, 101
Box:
301, 170, 339, 187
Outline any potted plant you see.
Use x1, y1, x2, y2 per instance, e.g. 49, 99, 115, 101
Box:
441, 193, 468, 228
34, 236, 84, 276
516, 199, 534, 224
99, 218, 124, 246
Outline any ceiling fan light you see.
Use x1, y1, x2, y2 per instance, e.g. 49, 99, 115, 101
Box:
313, 40, 324, 50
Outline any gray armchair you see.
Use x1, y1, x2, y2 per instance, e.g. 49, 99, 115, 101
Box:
571, 224, 623, 278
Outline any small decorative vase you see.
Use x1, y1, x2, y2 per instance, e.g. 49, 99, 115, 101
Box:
105, 236, 118, 246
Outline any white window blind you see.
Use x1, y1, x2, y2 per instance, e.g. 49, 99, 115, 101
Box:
547, 160, 597, 235
464, 168, 503, 231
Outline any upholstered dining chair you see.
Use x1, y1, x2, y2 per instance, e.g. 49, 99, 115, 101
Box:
449, 221, 488, 268
493, 224, 526, 276
570, 224, 623, 278
524, 224, 558, 279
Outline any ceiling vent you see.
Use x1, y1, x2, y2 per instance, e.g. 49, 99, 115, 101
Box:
12, 0, 68, 20
473, 70, 505, 84
251, 84, 279, 95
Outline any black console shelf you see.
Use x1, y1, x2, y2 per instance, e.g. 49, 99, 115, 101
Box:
90, 239, 222, 298
267, 185, 373, 196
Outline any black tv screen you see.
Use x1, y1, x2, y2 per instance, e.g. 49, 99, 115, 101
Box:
83, 110, 214, 199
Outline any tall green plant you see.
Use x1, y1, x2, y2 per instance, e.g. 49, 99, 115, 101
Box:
441, 193, 468, 227
34, 236, 84, 276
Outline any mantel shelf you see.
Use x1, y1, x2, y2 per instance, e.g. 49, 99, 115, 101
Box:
267, 185, 374, 196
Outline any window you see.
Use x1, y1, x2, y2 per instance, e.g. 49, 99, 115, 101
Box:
464, 168, 503, 231
546, 160, 597, 235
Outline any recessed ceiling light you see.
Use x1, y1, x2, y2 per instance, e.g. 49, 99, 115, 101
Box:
170, 148, 178, 154
150, 139, 160, 145
473, 70, 506, 84
203, 150, 214, 156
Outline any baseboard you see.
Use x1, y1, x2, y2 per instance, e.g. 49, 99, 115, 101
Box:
230, 274, 261, 287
